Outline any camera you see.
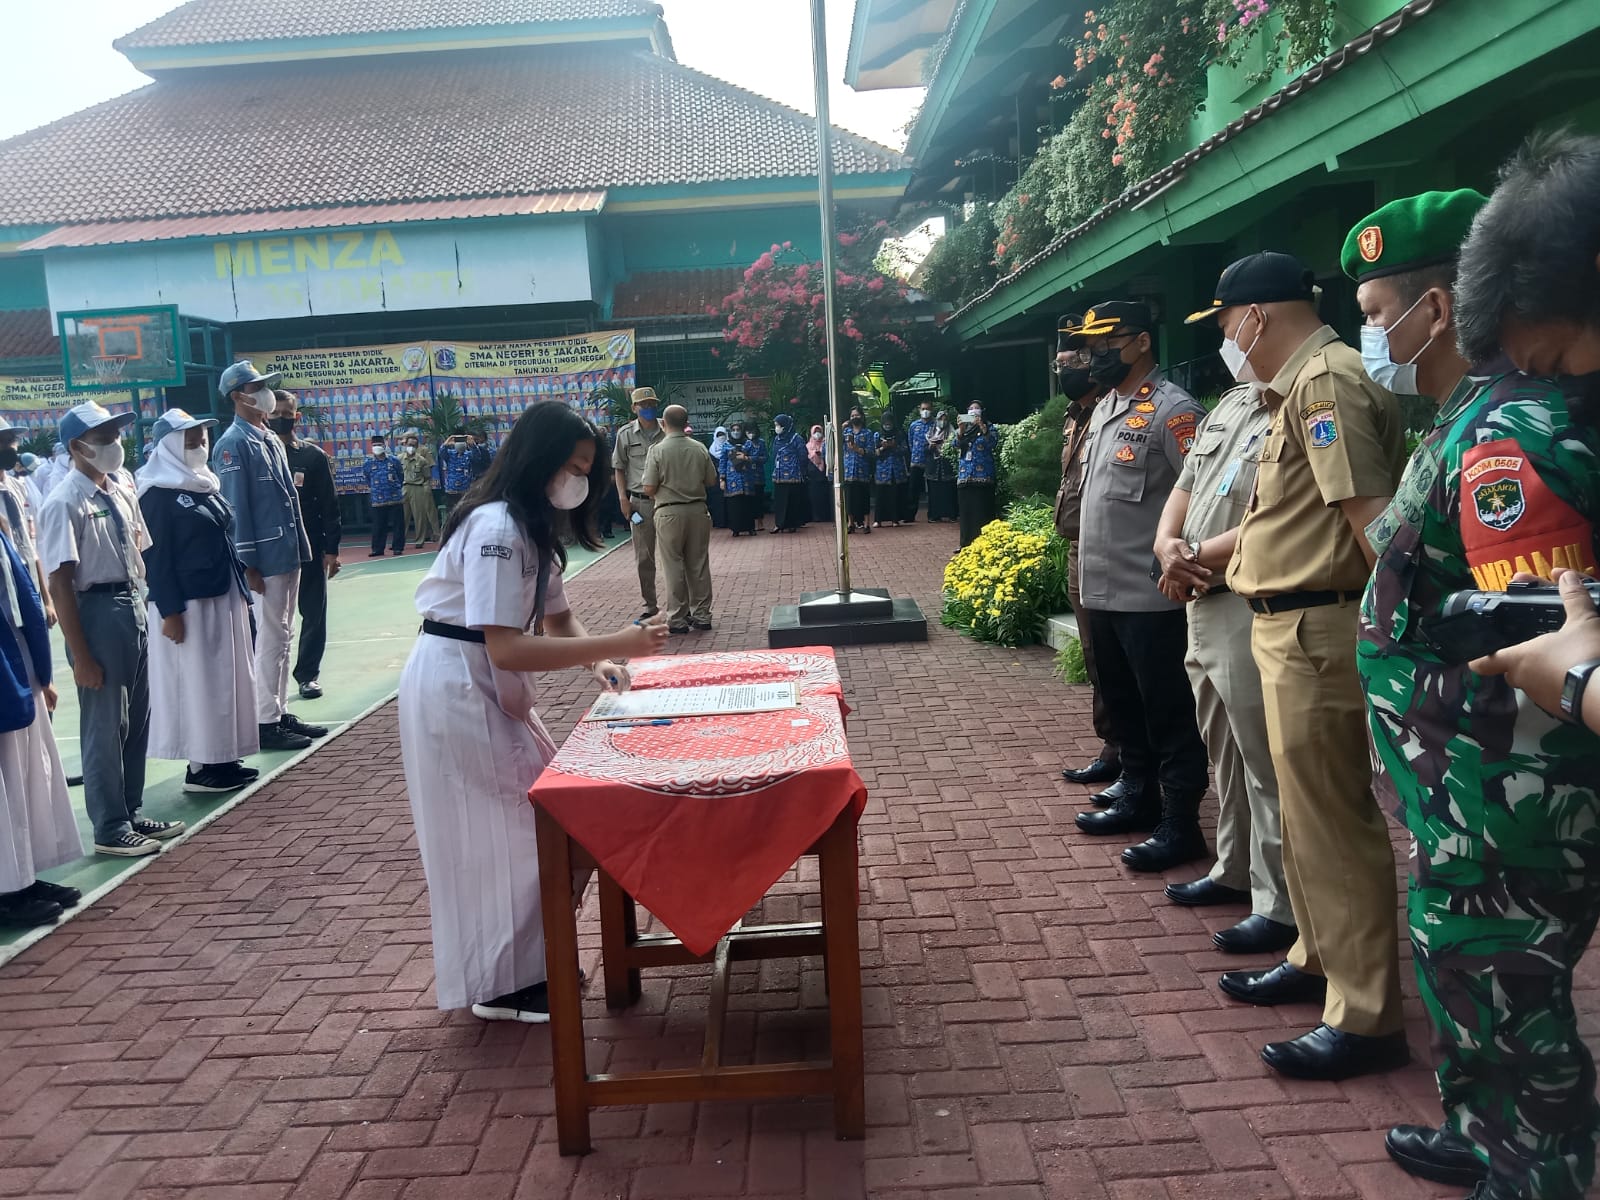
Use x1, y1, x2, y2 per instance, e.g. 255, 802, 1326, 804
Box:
1423, 578, 1600, 663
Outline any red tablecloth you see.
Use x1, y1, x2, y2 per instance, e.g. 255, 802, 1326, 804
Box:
530, 649, 867, 956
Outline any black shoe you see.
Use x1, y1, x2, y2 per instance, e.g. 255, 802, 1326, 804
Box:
298, 680, 324, 700
233, 763, 260, 782
1218, 960, 1327, 1006
1261, 1024, 1409, 1081
1164, 877, 1251, 907
669, 624, 691, 634
1087, 777, 1133, 808
131, 818, 185, 842
260, 721, 312, 751
689, 619, 713, 630
22, 878, 81, 908
0, 889, 63, 929
281, 713, 328, 739
1463, 1181, 1522, 1200
184, 764, 249, 794
66, 774, 84, 787
640, 608, 658, 620
1213, 914, 1299, 955
1062, 757, 1119, 785
1385, 1124, 1486, 1187
1122, 821, 1208, 872
1075, 781, 1158, 836
471, 982, 550, 1024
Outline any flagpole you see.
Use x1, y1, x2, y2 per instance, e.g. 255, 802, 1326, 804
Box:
809, 0, 851, 597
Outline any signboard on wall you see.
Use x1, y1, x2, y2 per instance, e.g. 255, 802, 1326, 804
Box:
662, 377, 773, 433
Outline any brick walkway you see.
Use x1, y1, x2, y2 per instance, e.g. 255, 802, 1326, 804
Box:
1, 520, 1594, 1200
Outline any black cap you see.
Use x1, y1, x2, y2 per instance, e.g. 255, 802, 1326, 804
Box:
1065, 301, 1154, 339
1057, 313, 1083, 352
1185, 252, 1315, 323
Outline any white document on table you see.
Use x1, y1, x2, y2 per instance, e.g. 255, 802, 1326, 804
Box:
582, 681, 800, 722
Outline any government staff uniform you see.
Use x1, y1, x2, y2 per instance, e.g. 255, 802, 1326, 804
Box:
363, 452, 406, 556
612, 418, 665, 614
401, 444, 440, 545
36, 465, 152, 846
643, 431, 718, 631
1074, 371, 1210, 841
906, 413, 933, 520
286, 436, 341, 692
1225, 325, 1406, 1040
1174, 384, 1291, 927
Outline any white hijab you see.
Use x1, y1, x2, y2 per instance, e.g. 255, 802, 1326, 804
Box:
136, 428, 220, 498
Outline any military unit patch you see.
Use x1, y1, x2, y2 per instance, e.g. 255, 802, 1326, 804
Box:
1461, 437, 1600, 589
1302, 400, 1338, 448
1357, 225, 1383, 263
1472, 479, 1525, 530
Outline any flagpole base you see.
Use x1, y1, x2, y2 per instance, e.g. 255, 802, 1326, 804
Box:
767, 588, 928, 647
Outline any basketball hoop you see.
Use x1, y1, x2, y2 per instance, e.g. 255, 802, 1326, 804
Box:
90, 355, 131, 387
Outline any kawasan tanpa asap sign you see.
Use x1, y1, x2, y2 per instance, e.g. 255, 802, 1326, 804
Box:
42, 217, 596, 323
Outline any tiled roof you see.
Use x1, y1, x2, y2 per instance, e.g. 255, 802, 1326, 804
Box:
0, 310, 60, 362
611, 268, 746, 320
116, 0, 662, 49
0, 47, 905, 227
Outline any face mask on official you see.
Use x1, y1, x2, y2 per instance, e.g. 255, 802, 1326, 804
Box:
249, 384, 276, 415
919, 407, 931, 420
546, 470, 589, 510
371, 443, 386, 457
1087, 340, 1135, 389
1219, 307, 1264, 384
76, 437, 124, 476
267, 416, 294, 438
0, 445, 17, 472
636, 406, 658, 422
1056, 363, 1096, 402
1360, 292, 1434, 395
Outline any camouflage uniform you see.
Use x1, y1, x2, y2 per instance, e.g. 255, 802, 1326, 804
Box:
1358, 370, 1600, 1200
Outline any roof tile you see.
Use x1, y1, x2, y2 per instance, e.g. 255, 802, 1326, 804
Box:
612, 267, 747, 320
0, 310, 61, 362
0, 47, 904, 226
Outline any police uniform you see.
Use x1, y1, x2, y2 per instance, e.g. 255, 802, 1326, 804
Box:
643, 430, 718, 631
612, 398, 666, 614
1171, 383, 1293, 938
1351, 192, 1600, 1200
1222, 319, 1407, 1047
1068, 303, 1210, 868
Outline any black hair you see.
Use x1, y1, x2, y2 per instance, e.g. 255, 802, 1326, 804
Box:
1456, 130, 1600, 363
440, 401, 603, 569
371, 434, 385, 442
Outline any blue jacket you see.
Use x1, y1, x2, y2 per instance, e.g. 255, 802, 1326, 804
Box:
0, 531, 51, 735
362, 455, 405, 506
770, 431, 807, 484
439, 443, 489, 494
138, 488, 250, 619
874, 427, 908, 484
908, 417, 934, 467
842, 426, 877, 483
742, 436, 767, 489
957, 424, 999, 485
719, 439, 758, 498
212, 417, 312, 577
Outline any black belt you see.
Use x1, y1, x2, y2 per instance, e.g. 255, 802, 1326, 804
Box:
628, 492, 651, 501
1247, 589, 1361, 615
421, 618, 485, 644
655, 500, 701, 508
1195, 583, 1232, 598
82, 581, 134, 595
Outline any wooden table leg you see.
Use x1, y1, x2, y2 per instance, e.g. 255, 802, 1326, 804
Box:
535, 806, 591, 1155
598, 872, 643, 1010
817, 807, 865, 1140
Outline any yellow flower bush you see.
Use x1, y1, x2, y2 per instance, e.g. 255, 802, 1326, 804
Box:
940, 498, 1070, 646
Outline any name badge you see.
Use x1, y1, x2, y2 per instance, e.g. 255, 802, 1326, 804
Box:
1217, 459, 1242, 497
293, 471, 306, 487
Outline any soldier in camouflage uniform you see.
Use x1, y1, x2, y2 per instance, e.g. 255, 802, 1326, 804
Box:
1351, 190, 1600, 1200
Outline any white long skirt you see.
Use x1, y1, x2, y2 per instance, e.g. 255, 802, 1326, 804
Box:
398, 633, 555, 1011
0, 685, 84, 894
147, 593, 259, 764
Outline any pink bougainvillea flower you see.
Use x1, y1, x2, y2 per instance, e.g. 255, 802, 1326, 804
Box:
1050, 74, 1068, 89
837, 232, 860, 247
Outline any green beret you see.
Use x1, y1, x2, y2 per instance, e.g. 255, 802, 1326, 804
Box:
1340, 188, 1488, 282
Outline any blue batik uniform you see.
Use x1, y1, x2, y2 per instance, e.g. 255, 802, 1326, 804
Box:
771, 432, 807, 484
719, 440, 756, 497
874, 431, 907, 485
908, 416, 933, 467
957, 426, 999, 484
742, 435, 767, 493
842, 428, 877, 483
362, 455, 405, 506
439, 445, 475, 494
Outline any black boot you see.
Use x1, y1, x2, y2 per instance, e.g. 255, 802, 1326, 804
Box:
1075, 777, 1159, 836
1121, 792, 1208, 872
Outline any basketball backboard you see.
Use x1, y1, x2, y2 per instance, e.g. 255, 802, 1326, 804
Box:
59, 305, 185, 391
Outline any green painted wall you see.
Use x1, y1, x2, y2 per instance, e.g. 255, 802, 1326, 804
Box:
0, 257, 47, 312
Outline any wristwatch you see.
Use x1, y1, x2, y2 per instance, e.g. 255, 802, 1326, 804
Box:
1187, 540, 1203, 562
1560, 657, 1600, 725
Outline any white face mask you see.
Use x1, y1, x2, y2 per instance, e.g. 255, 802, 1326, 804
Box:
546, 471, 589, 510
79, 439, 124, 476
1360, 292, 1433, 395
1219, 309, 1263, 384
920, 409, 931, 419
250, 385, 276, 414
372, 446, 386, 457
403, 445, 416, 456
183, 445, 208, 470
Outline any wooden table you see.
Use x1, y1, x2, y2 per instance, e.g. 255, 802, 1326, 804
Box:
529, 649, 867, 1156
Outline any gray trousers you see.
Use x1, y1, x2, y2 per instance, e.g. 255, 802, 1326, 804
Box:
68, 589, 149, 842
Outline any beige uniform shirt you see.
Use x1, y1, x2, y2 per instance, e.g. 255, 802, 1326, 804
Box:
1226, 327, 1405, 598
1176, 383, 1271, 561
642, 433, 718, 506
612, 419, 665, 497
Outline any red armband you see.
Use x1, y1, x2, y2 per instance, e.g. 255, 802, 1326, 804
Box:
1460, 439, 1597, 589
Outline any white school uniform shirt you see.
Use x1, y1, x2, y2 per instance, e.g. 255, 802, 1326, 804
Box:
415, 501, 569, 631
35, 467, 151, 588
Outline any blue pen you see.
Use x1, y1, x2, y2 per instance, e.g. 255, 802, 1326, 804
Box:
607, 719, 673, 729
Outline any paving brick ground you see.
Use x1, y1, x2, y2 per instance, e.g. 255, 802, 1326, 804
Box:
1, 519, 1595, 1200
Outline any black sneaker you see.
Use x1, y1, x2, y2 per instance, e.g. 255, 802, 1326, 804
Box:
233, 762, 260, 782
184, 764, 251, 794
131, 818, 185, 842
298, 680, 324, 700
94, 830, 159, 857
471, 982, 550, 1024
259, 721, 312, 751
689, 619, 713, 630
0, 890, 62, 929
23, 878, 81, 908
281, 713, 328, 739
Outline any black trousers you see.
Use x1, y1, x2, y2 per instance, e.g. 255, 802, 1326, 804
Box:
294, 558, 328, 686
906, 465, 925, 520
926, 477, 957, 522
957, 483, 996, 547
874, 481, 902, 524
773, 482, 806, 529
844, 480, 872, 525
370, 503, 405, 554
1078, 606, 1208, 797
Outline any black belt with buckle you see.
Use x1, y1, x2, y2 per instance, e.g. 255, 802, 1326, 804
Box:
1246, 589, 1362, 615
82, 581, 134, 595
628, 491, 650, 501
421, 619, 486, 644
655, 500, 700, 508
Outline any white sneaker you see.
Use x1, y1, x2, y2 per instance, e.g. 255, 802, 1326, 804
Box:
471, 983, 550, 1024
95, 830, 160, 857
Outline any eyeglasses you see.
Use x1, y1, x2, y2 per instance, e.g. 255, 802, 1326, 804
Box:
1083, 334, 1137, 356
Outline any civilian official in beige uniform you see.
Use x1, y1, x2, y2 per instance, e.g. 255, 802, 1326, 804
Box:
1153, 380, 1294, 957
1191, 252, 1408, 1082
642, 405, 718, 634
612, 386, 665, 619
1053, 314, 1121, 787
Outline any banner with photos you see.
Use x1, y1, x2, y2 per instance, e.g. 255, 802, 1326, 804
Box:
428, 330, 636, 430
0, 374, 136, 442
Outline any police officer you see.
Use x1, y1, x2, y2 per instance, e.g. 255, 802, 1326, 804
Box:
1359, 160, 1600, 1200
1191, 253, 1408, 1082
1067, 302, 1211, 873
612, 386, 665, 618
1052, 314, 1121, 788
1152, 378, 1295, 956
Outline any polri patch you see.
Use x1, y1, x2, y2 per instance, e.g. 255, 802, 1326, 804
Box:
1124, 415, 1150, 430
1114, 445, 1137, 464
1134, 400, 1156, 414
480, 544, 513, 559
